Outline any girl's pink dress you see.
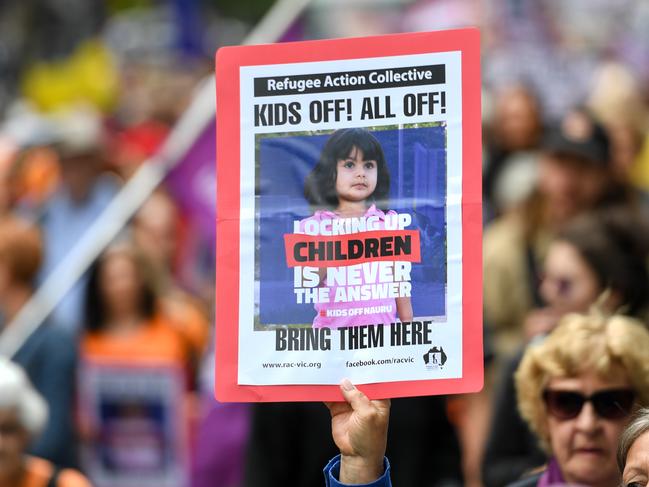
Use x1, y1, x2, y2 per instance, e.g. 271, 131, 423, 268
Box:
298, 204, 401, 328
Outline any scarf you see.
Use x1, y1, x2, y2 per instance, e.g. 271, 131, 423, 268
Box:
537, 457, 565, 486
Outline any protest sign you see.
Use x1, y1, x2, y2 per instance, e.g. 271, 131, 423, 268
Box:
215, 29, 482, 402
78, 360, 188, 487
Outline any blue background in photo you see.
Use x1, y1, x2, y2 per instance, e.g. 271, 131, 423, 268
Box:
257, 126, 447, 325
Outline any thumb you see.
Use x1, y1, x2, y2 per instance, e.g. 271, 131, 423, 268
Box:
340, 378, 372, 412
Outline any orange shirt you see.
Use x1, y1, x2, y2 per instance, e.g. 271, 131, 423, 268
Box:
81, 314, 189, 365
18, 456, 91, 487
77, 314, 192, 484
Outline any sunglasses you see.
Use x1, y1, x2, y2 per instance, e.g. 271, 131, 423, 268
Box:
542, 388, 635, 420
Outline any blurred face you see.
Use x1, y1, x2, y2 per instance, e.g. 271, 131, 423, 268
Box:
623, 430, 649, 487
133, 195, 178, 268
609, 122, 641, 175
538, 155, 607, 225
540, 241, 601, 314
545, 367, 633, 487
0, 408, 28, 481
495, 88, 541, 150
99, 252, 142, 318
335, 146, 377, 207
59, 154, 100, 203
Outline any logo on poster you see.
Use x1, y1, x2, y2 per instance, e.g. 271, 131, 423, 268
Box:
423, 346, 447, 370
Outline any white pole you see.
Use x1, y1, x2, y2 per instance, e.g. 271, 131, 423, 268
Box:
0, 0, 312, 356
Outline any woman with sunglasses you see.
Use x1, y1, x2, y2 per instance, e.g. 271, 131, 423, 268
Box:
523, 207, 649, 340
513, 312, 649, 487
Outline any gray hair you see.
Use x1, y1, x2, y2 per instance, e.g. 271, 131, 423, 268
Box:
0, 358, 48, 436
617, 407, 649, 472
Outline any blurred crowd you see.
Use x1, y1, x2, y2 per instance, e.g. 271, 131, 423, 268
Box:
0, 1, 648, 487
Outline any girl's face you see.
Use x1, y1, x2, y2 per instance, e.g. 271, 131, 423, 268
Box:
335, 146, 377, 206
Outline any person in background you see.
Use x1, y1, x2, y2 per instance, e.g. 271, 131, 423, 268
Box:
81, 241, 192, 374
524, 208, 649, 338
132, 189, 209, 379
0, 142, 60, 220
79, 242, 194, 485
37, 112, 120, 334
483, 207, 649, 486
0, 358, 91, 487
484, 108, 637, 361
586, 61, 649, 187
483, 83, 544, 219
618, 408, 649, 487
0, 217, 79, 468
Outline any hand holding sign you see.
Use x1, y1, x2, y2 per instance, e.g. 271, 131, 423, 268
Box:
326, 379, 390, 484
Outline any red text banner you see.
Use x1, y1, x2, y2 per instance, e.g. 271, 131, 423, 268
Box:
284, 230, 421, 267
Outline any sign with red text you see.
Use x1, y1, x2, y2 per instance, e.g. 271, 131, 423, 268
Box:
215, 29, 482, 402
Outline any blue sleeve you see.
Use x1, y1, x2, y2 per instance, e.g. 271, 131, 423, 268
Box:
323, 455, 391, 487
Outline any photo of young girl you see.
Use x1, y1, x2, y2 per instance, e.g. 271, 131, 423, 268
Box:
255, 124, 447, 330
300, 128, 413, 328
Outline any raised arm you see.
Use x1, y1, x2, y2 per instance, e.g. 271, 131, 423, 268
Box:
325, 379, 391, 485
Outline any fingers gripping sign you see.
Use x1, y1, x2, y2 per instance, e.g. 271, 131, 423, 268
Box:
326, 379, 391, 484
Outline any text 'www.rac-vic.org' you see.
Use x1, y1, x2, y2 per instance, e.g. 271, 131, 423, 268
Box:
262, 361, 322, 369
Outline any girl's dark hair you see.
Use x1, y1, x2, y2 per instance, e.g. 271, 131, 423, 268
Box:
84, 244, 157, 333
556, 207, 649, 316
304, 128, 391, 210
